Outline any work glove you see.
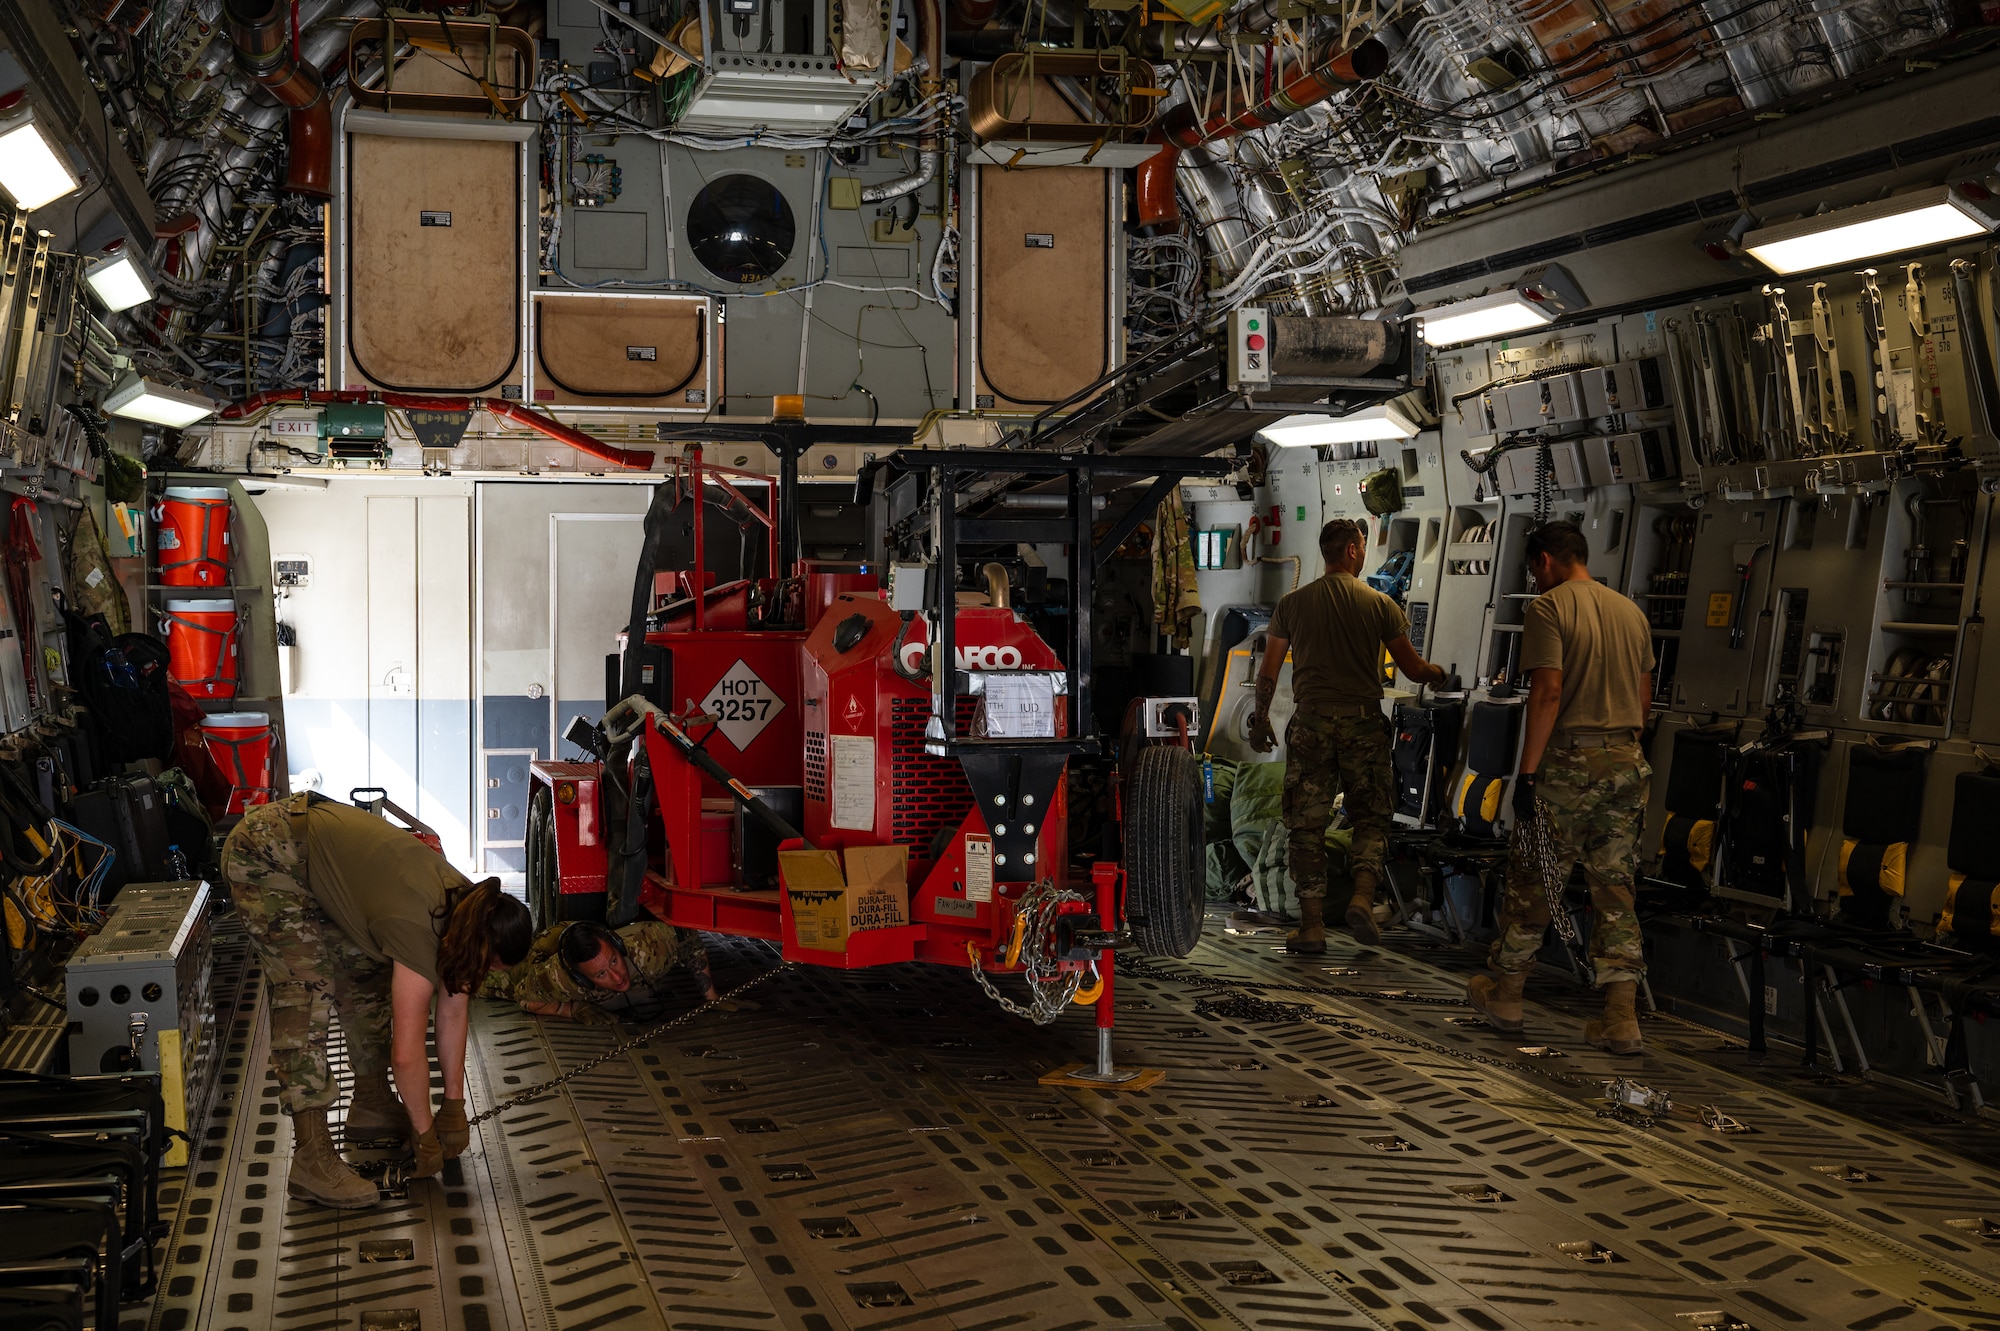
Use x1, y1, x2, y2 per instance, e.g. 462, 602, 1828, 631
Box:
434, 1098, 469, 1159
410, 1126, 445, 1179
1246, 710, 1277, 754
1438, 670, 1463, 693
1512, 772, 1538, 825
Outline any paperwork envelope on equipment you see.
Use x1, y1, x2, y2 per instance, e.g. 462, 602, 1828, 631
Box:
779, 845, 909, 951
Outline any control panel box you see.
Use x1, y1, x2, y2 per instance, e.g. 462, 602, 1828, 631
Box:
1227, 308, 1272, 390
67, 881, 216, 1159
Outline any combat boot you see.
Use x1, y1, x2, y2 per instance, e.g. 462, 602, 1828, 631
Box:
287, 1109, 380, 1210
1285, 896, 1327, 954
1466, 971, 1526, 1034
1343, 871, 1382, 946
1585, 980, 1643, 1055
342, 1069, 407, 1142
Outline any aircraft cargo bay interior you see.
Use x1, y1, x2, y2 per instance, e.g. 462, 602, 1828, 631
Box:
4, 0, 2000, 1327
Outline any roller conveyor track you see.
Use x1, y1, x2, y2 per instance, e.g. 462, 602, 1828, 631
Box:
136, 921, 2000, 1331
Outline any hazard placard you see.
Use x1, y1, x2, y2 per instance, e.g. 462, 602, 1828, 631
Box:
701, 659, 787, 749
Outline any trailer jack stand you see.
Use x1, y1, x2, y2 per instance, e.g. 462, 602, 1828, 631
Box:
1040, 1027, 1164, 1090
1039, 864, 1166, 1090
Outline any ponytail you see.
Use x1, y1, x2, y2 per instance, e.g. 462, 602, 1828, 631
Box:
434, 878, 535, 994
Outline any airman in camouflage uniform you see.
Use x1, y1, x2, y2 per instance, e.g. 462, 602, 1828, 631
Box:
481, 920, 714, 1023
224, 793, 530, 1210
1468, 521, 1655, 1054
1282, 713, 1395, 911
1251, 519, 1449, 952
223, 798, 395, 1114
1487, 743, 1650, 979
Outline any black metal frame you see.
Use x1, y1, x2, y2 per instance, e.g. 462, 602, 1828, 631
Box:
654, 422, 919, 574
884, 449, 1235, 759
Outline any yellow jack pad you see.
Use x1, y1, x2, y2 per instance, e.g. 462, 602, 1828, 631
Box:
1038, 1064, 1167, 1090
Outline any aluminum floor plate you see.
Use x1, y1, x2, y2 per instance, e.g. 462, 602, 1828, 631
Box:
137, 921, 2000, 1331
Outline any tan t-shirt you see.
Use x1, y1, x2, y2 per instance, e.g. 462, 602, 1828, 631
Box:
1267, 573, 1410, 708
305, 801, 468, 984
1519, 578, 1655, 735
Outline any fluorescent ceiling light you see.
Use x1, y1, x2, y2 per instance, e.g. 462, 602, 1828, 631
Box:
1744, 187, 2000, 274
84, 248, 155, 311
104, 373, 218, 428
1418, 291, 1555, 347
0, 106, 79, 211
1261, 403, 1420, 447
1417, 262, 1586, 349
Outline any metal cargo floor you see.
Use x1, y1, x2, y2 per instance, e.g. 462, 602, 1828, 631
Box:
134, 918, 2000, 1331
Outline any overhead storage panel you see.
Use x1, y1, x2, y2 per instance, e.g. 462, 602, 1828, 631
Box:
530, 291, 712, 412
345, 132, 523, 394
973, 166, 1113, 410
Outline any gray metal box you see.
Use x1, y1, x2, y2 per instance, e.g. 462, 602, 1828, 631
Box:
1581, 356, 1673, 417
1492, 440, 1586, 495
1478, 388, 1517, 434
1498, 373, 1587, 429
1583, 429, 1680, 485
67, 881, 217, 1134
1491, 448, 1536, 496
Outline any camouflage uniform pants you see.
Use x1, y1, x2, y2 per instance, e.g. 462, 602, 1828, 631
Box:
1284, 709, 1394, 900
1490, 741, 1650, 986
221, 799, 394, 1113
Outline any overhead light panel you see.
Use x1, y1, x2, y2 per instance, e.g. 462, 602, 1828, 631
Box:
104, 373, 218, 428
1417, 263, 1587, 348
0, 101, 80, 211
84, 247, 156, 312
1744, 187, 2000, 274
1261, 403, 1421, 447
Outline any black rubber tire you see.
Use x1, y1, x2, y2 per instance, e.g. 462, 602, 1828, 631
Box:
526, 785, 558, 931
1126, 743, 1205, 957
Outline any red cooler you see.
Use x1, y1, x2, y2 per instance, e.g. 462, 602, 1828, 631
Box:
201, 711, 274, 813
165, 598, 240, 699
155, 486, 231, 587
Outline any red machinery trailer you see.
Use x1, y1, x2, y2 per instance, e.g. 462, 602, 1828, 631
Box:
527, 443, 1232, 1077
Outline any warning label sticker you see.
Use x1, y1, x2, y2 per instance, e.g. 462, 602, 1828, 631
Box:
701, 658, 787, 750
965, 835, 993, 903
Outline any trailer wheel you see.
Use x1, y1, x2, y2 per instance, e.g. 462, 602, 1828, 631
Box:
1126, 743, 1204, 957
526, 785, 558, 930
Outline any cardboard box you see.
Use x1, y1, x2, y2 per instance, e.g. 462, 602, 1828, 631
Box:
843, 845, 909, 933
779, 845, 910, 952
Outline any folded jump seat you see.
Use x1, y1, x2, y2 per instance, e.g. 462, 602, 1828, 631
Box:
1450, 699, 1520, 840
1836, 742, 1930, 929
1393, 695, 1464, 830
1940, 765, 2000, 953
1657, 726, 1731, 890
1723, 730, 1823, 909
